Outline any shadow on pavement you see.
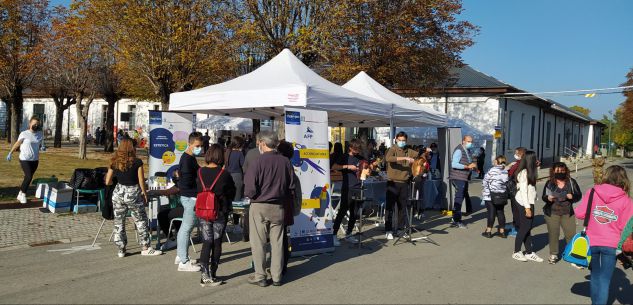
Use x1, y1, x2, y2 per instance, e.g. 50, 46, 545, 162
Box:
570, 268, 633, 305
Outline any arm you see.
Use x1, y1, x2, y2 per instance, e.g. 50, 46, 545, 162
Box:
542, 181, 553, 204
451, 149, 465, 169
138, 164, 148, 203
293, 176, 302, 216
105, 168, 114, 186
570, 179, 583, 203
6, 139, 23, 161
384, 147, 413, 163
243, 160, 257, 199
617, 217, 633, 251
517, 172, 530, 208
481, 171, 491, 200
574, 188, 592, 220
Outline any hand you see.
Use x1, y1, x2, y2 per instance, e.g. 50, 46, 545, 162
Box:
468, 163, 477, 169
548, 195, 556, 202
566, 193, 573, 200
402, 157, 415, 163
6, 153, 11, 162
346, 165, 358, 171
142, 193, 149, 205
525, 208, 533, 218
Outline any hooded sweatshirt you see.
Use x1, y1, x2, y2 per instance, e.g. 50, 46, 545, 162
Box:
574, 184, 633, 248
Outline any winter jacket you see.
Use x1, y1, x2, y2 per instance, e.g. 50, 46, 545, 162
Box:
574, 184, 633, 249
541, 178, 582, 217
482, 165, 508, 201
515, 169, 537, 208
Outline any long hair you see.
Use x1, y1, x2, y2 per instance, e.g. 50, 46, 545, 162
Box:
549, 162, 570, 185
110, 139, 136, 172
515, 150, 537, 186
602, 165, 631, 194
412, 155, 428, 176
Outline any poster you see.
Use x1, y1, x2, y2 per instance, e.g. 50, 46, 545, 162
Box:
285, 107, 334, 256
148, 110, 195, 182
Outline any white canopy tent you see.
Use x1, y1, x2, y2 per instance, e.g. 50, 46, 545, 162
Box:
170, 49, 441, 127
342, 71, 446, 127
195, 115, 253, 133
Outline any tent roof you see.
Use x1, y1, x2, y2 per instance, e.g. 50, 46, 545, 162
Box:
342, 71, 446, 127
170, 49, 402, 127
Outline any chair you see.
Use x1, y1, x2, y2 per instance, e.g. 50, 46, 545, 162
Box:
74, 188, 105, 213
166, 217, 198, 253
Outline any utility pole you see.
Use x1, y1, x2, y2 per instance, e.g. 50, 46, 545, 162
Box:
607, 110, 613, 160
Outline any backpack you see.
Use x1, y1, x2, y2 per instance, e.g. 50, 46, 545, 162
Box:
562, 188, 595, 267
195, 168, 224, 221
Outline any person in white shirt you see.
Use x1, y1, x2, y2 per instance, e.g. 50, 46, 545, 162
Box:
6, 116, 46, 204
512, 150, 544, 263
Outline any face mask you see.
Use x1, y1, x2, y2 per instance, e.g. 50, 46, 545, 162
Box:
554, 173, 566, 180
514, 154, 521, 160
465, 143, 473, 149
397, 141, 406, 148
192, 147, 202, 156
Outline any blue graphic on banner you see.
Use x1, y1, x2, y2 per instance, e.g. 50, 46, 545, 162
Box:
291, 235, 333, 253
149, 111, 162, 125
285, 111, 301, 125
149, 128, 175, 159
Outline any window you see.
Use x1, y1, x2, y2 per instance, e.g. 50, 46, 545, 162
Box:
546, 122, 551, 148
33, 104, 46, 126
507, 111, 513, 148
128, 105, 137, 129
520, 113, 525, 146
530, 115, 535, 149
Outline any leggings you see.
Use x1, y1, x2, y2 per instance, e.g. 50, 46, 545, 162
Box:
20, 160, 39, 193
485, 201, 506, 229
332, 191, 358, 235
199, 216, 226, 277
515, 204, 535, 253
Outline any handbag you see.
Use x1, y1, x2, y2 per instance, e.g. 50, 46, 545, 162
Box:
562, 188, 595, 267
491, 192, 508, 206
506, 178, 518, 198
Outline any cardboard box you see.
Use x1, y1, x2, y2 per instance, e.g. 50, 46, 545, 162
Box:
36, 183, 57, 200
48, 183, 73, 204
45, 197, 72, 213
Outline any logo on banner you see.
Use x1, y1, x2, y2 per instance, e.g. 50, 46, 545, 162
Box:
149, 111, 162, 125
149, 128, 175, 159
286, 111, 301, 125
593, 206, 618, 224
304, 126, 314, 139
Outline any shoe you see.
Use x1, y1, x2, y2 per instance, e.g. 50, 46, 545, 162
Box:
507, 230, 517, 237
175, 256, 197, 265
386, 232, 394, 240
456, 222, 467, 229
265, 268, 272, 280
481, 231, 493, 238
200, 273, 223, 287
345, 235, 359, 244
178, 261, 201, 272
141, 247, 162, 256
17, 192, 27, 204
117, 249, 126, 258
272, 281, 282, 287
248, 275, 269, 287
333, 238, 341, 247
525, 252, 544, 263
548, 255, 558, 264
497, 231, 507, 239
160, 240, 177, 251
571, 263, 585, 270
512, 252, 528, 262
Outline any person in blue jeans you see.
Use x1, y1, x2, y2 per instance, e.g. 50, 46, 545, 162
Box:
176, 132, 204, 272
449, 135, 477, 228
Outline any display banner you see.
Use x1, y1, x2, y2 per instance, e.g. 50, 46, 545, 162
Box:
148, 110, 195, 182
285, 107, 334, 256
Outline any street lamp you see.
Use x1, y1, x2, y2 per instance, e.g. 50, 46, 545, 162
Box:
607, 110, 613, 159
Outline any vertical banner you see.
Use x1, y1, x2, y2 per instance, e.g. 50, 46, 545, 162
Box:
148, 110, 194, 182
285, 107, 334, 256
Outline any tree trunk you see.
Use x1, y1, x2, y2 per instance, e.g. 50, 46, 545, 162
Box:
10, 88, 24, 144
54, 103, 64, 148
104, 97, 118, 152
76, 96, 94, 160
159, 84, 170, 111
4, 98, 11, 142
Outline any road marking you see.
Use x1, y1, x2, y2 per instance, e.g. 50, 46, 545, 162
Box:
47, 244, 101, 255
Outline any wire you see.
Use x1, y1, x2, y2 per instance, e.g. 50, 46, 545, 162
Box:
502, 85, 633, 96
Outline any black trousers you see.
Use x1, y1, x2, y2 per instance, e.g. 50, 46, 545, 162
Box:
20, 160, 39, 193
510, 197, 520, 228
332, 191, 358, 235
386, 181, 409, 232
485, 201, 506, 229
515, 204, 535, 253
199, 215, 227, 277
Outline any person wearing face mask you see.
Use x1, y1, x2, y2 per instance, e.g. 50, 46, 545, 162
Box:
384, 131, 417, 240
175, 131, 204, 272
449, 135, 477, 229
541, 162, 582, 265
331, 139, 364, 245
506, 147, 527, 237
6, 116, 46, 204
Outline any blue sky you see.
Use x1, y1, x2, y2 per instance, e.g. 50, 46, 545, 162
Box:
458, 0, 632, 119
49, 0, 631, 119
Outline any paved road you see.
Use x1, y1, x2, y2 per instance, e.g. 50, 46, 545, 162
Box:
0, 160, 632, 304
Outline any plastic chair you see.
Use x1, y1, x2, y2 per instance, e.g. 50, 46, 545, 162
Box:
166, 217, 198, 253
74, 188, 105, 213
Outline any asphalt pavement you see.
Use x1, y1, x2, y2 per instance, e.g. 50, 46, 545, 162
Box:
0, 160, 632, 304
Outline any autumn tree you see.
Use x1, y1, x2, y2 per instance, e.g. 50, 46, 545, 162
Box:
82, 0, 238, 110
619, 67, 633, 131
570, 105, 591, 117
0, 0, 49, 143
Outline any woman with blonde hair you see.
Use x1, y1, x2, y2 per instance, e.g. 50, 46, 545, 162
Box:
105, 139, 162, 258
575, 165, 633, 305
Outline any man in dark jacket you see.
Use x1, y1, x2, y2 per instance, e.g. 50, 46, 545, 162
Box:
449, 135, 477, 228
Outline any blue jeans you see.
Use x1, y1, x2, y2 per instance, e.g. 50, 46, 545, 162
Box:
177, 196, 197, 264
590, 246, 616, 305
451, 180, 468, 223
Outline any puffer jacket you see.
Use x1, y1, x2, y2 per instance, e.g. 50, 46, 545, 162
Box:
482, 165, 508, 201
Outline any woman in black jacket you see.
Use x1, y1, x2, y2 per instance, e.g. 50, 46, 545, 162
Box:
541, 162, 582, 264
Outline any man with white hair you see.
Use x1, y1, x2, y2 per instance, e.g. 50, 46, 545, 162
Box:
449, 135, 477, 228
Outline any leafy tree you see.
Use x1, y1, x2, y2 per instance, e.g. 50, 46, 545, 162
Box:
569, 105, 591, 117
619, 68, 633, 131
0, 0, 49, 143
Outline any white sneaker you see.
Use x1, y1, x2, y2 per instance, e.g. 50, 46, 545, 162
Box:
345, 235, 359, 244
141, 247, 162, 256
160, 240, 177, 251
117, 249, 126, 258
512, 252, 528, 262
386, 232, 394, 240
525, 252, 544, 263
178, 261, 201, 272
333, 238, 341, 247
17, 192, 27, 204
571, 263, 585, 270
174, 256, 198, 265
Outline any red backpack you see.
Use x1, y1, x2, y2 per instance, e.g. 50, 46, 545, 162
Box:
195, 168, 224, 221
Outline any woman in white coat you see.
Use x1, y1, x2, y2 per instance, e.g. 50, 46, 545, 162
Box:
512, 151, 544, 262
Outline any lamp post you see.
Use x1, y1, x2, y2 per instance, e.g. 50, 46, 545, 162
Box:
607, 110, 613, 160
